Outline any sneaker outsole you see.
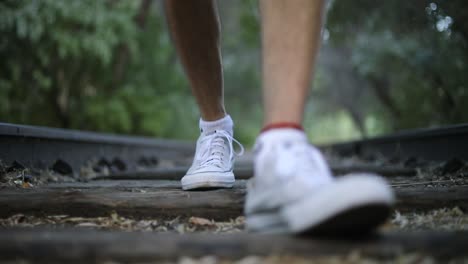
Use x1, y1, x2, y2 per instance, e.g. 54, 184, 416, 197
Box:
247, 203, 391, 235
182, 181, 234, 190
298, 203, 391, 236
245, 211, 288, 234
181, 173, 235, 190
283, 174, 394, 235
246, 174, 394, 235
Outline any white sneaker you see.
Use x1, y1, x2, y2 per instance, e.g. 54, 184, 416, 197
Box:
245, 129, 395, 235
181, 129, 244, 190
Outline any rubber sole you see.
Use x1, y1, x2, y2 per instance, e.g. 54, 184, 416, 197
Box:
247, 203, 391, 235
246, 174, 395, 235
181, 172, 235, 191
245, 211, 288, 234
299, 203, 391, 236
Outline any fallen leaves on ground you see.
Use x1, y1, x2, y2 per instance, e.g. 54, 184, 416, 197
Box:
189, 217, 215, 227
0, 213, 245, 233
175, 251, 464, 264
387, 207, 468, 231
1, 207, 467, 234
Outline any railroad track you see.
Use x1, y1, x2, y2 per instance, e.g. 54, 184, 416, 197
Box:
321, 123, 468, 161
1, 122, 468, 263
0, 122, 195, 177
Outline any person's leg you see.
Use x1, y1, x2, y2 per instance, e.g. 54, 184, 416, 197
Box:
245, 0, 394, 234
165, 0, 225, 121
165, 0, 243, 190
260, 0, 324, 126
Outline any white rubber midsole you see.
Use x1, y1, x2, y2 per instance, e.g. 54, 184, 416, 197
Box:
283, 175, 394, 232
181, 172, 235, 190
246, 174, 395, 233
245, 211, 288, 234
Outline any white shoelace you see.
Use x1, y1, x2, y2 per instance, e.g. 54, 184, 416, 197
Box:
197, 130, 244, 169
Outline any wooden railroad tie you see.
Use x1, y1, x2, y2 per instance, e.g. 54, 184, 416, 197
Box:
1, 180, 466, 219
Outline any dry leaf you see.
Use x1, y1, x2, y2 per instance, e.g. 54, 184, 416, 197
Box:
13, 180, 22, 186
189, 217, 214, 226
65, 217, 87, 222
77, 222, 99, 227
22, 182, 33, 188
48, 215, 69, 219
110, 212, 119, 221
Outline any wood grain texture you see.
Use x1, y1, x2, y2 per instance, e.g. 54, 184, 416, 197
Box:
0, 229, 467, 261
0, 184, 245, 219
0, 181, 466, 218
94, 165, 416, 180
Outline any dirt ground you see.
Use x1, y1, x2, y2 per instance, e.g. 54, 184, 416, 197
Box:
1, 157, 467, 263
1, 207, 467, 233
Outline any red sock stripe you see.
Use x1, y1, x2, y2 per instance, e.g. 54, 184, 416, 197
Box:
261, 122, 304, 133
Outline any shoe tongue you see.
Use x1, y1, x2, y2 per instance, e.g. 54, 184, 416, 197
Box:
211, 135, 226, 148
198, 134, 227, 168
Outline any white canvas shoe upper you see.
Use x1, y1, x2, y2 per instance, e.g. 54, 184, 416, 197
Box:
182, 129, 244, 190
245, 128, 394, 234
187, 130, 244, 174
246, 129, 333, 213
255, 129, 332, 185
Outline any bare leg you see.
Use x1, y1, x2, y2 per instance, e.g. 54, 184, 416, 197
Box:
165, 0, 225, 121
260, 0, 325, 126
247, 1, 393, 235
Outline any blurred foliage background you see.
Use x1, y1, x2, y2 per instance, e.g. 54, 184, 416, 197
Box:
1, 0, 467, 146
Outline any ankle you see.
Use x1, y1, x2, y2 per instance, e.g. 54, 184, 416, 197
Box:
200, 114, 234, 135
261, 122, 303, 133
255, 128, 309, 155
200, 111, 227, 122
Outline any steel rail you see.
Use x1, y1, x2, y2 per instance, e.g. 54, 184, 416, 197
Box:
0, 122, 194, 176
1, 122, 467, 178
320, 123, 468, 161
